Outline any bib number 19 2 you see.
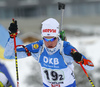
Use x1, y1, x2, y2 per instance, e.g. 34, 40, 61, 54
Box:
44, 69, 64, 81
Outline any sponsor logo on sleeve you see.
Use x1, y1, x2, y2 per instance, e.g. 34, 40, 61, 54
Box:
33, 44, 39, 49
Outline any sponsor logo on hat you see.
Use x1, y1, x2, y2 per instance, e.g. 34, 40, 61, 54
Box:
43, 29, 56, 33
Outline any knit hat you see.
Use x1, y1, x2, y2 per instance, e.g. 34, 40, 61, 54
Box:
41, 18, 59, 37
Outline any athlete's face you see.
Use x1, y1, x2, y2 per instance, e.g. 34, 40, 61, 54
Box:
43, 36, 58, 48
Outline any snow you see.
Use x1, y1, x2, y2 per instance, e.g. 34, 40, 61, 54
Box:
1, 35, 100, 87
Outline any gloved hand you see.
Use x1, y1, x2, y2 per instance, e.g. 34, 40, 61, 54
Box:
60, 30, 66, 41
71, 49, 83, 62
83, 59, 94, 66
8, 20, 18, 38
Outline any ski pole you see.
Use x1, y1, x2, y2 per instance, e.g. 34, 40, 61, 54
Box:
80, 63, 95, 87
58, 2, 65, 32
58, 2, 66, 41
12, 18, 20, 87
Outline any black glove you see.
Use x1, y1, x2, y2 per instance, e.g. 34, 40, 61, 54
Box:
8, 20, 18, 38
71, 49, 83, 62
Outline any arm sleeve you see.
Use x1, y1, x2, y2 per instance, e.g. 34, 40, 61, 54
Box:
63, 41, 77, 56
63, 41, 94, 70
4, 38, 43, 61
4, 38, 27, 59
23, 40, 43, 61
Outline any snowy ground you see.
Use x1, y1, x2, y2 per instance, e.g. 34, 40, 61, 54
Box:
2, 35, 100, 87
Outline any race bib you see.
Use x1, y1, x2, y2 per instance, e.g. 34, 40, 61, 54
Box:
43, 68, 65, 84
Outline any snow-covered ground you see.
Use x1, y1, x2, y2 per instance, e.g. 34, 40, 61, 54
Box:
2, 35, 100, 87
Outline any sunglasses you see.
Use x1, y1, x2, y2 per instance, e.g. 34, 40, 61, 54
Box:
43, 37, 57, 42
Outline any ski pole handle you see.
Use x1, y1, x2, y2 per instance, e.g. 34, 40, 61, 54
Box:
12, 18, 14, 23
58, 2, 65, 10
12, 18, 20, 34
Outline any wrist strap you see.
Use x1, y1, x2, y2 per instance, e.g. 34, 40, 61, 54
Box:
10, 32, 18, 38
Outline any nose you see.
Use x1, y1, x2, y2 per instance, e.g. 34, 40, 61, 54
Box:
47, 41, 52, 44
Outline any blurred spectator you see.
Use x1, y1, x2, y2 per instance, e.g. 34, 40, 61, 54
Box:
0, 62, 15, 87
